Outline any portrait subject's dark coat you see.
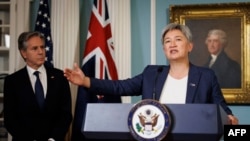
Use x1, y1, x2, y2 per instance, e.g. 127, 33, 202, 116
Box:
204, 51, 241, 88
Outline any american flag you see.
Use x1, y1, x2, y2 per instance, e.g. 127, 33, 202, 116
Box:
34, 0, 53, 67
71, 0, 121, 140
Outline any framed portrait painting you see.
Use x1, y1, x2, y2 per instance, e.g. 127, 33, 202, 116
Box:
169, 2, 250, 104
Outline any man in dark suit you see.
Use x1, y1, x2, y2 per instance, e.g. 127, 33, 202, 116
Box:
3, 31, 72, 141
204, 29, 241, 88
64, 23, 238, 125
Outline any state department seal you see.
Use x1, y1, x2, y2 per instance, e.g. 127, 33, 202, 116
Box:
128, 99, 171, 141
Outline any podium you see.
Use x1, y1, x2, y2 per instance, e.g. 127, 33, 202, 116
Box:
82, 103, 228, 141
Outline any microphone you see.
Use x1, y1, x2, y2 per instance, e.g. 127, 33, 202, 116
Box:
153, 66, 163, 100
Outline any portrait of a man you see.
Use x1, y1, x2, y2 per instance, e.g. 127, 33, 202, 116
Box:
187, 18, 242, 88
203, 29, 241, 88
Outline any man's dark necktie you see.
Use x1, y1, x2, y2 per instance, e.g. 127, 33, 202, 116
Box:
34, 71, 45, 109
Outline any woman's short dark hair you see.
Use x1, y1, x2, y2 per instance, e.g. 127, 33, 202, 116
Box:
161, 23, 193, 45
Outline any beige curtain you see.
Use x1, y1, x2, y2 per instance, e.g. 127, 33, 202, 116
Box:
108, 0, 131, 103
51, 0, 79, 140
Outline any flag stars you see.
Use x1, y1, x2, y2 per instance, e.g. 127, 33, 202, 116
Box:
42, 23, 46, 28
40, 0, 43, 4
43, 13, 48, 18
35, 0, 53, 67
46, 46, 50, 51
47, 36, 51, 41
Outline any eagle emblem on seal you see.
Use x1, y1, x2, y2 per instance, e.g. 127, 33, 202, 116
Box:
136, 109, 161, 135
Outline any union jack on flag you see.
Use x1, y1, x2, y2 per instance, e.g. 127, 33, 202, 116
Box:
71, 1, 121, 140
35, 0, 53, 67
82, 0, 118, 80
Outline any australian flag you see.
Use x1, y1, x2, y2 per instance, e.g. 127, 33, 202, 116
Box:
71, 0, 122, 140
34, 0, 53, 67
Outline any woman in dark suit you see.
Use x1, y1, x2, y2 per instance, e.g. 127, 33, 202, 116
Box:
64, 23, 238, 125
4, 31, 72, 141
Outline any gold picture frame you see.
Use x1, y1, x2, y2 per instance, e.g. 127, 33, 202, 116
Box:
169, 3, 250, 104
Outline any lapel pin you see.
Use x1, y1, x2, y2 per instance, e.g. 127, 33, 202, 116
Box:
190, 83, 196, 87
